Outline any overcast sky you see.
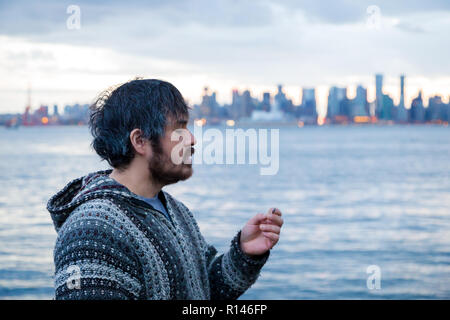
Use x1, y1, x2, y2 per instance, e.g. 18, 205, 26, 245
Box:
1, 0, 449, 115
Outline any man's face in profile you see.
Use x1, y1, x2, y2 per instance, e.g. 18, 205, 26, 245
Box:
148, 115, 196, 186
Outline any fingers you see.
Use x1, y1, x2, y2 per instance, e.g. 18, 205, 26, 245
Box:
262, 232, 279, 243
263, 209, 283, 227
247, 212, 266, 226
268, 207, 282, 217
259, 224, 280, 234
247, 208, 283, 228
260, 216, 281, 246
257, 208, 283, 247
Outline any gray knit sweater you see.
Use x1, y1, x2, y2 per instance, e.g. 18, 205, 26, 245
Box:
47, 170, 269, 300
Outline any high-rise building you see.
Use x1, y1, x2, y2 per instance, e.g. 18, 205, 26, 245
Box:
427, 96, 444, 121
300, 88, 318, 123
374, 73, 393, 120
327, 86, 347, 119
62, 103, 89, 124
251, 89, 284, 121
242, 90, 254, 118
199, 87, 217, 117
22, 106, 31, 126
396, 75, 408, 122
261, 92, 271, 111
410, 91, 425, 123
399, 75, 405, 108
445, 96, 450, 122
301, 88, 315, 106
228, 89, 242, 119
351, 85, 369, 117
375, 74, 383, 117
37, 105, 49, 117
274, 85, 288, 112
381, 94, 393, 120
445, 98, 450, 122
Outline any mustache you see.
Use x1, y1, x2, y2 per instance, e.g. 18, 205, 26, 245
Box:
185, 146, 195, 156
180, 147, 195, 160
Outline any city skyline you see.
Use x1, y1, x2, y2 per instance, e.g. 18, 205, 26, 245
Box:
2, 72, 450, 116
2, 73, 449, 127
1, 1, 450, 113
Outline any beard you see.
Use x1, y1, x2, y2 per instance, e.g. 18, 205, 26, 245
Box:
148, 140, 194, 186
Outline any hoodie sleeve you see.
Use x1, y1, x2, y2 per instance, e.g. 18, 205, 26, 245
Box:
206, 231, 270, 300
170, 197, 270, 300
53, 201, 149, 300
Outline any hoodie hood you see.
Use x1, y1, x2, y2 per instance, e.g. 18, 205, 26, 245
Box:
47, 169, 161, 231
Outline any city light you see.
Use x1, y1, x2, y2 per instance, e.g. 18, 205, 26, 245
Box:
354, 116, 371, 123
194, 118, 207, 127
1, 74, 449, 128
226, 119, 235, 127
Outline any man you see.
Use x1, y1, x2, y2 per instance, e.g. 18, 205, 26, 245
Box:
47, 79, 283, 300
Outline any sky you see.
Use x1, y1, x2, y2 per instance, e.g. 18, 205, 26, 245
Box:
1, 0, 450, 116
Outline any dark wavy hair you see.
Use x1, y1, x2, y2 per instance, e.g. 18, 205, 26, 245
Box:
89, 78, 189, 169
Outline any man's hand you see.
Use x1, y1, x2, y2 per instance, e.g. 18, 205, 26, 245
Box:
240, 208, 283, 256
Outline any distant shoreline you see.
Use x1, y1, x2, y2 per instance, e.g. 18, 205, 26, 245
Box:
2, 122, 449, 129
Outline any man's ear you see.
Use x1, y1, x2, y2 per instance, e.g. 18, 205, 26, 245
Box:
129, 128, 151, 156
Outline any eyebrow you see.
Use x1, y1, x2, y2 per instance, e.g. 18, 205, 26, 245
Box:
176, 119, 188, 126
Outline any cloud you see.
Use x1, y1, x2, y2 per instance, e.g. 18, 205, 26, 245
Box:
278, 0, 450, 24
0, 0, 449, 112
0, 0, 274, 36
394, 22, 427, 33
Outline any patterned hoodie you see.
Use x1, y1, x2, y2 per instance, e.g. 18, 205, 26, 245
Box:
47, 169, 269, 300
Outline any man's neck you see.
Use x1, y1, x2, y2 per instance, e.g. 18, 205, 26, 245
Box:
109, 166, 163, 199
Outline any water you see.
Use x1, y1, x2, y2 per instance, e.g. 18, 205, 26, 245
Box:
0, 125, 449, 299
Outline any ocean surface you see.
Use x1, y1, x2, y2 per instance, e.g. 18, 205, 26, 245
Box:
0, 124, 449, 299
